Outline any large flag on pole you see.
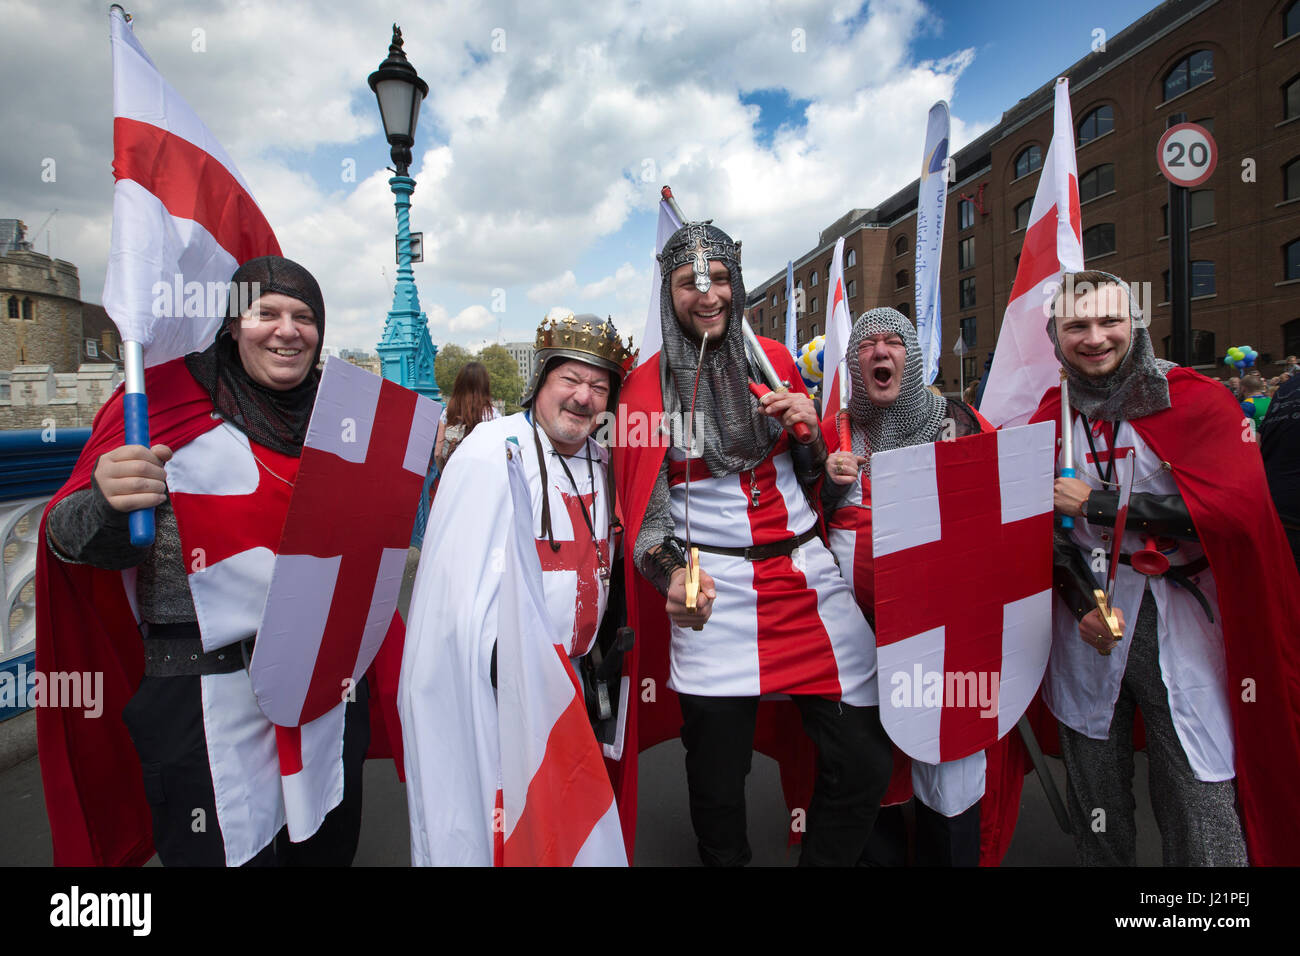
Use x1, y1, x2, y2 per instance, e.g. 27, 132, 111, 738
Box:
979, 78, 1083, 427
819, 237, 853, 433
785, 260, 797, 355
637, 195, 684, 365
104, 4, 281, 367
914, 101, 950, 386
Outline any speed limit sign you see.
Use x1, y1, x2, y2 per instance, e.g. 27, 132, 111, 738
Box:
1157, 123, 1217, 187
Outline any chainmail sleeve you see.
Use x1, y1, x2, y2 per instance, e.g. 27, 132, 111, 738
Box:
632, 458, 684, 595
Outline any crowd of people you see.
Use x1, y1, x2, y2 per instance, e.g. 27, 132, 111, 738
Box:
34, 237, 1300, 868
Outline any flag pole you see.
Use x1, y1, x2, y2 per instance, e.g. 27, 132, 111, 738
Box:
121, 340, 154, 546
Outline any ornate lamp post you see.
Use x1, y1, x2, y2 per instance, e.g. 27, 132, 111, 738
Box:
369, 24, 439, 399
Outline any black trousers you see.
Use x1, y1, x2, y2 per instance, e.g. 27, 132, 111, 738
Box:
121, 672, 370, 866
678, 693, 893, 866
860, 799, 982, 866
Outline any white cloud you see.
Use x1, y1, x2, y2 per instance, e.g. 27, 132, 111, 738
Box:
448, 304, 494, 333
527, 271, 579, 304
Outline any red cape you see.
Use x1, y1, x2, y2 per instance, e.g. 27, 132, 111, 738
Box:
1030, 368, 1300, 866
613, 338, 826, 859
36, 357, 405, 866
820, 403, 1035, 866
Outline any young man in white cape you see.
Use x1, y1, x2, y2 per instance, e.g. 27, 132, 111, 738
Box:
398, 311, 634, 866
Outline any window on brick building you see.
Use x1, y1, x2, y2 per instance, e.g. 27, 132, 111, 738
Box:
1286, 157, 1300, 201
6, 296, 17, 319
958, 236, 975, 271
1286, 1, 1299, 39
1077, 105, 1114, 145
897, 302, 911, 318
958, 199, 975, 230
847, 248, 857, 268
810, 323, 818, 338
1165, 190, 1215, 232
1014, 199, 1032, 231
1014, 145, 1042, 179
1285, 319, 1300, 357
1079, 163, 1115, 203
895, 235, 908, 256
1162, 260, 1216, 299
896, 269, 908, 289
1160, 330, 1217, 365
1287, 75, 1300, 121
810, 270, 819, 286
22, 298, 34, 320
1194, 116, 1214, 135
1287, 239, 1300, 281
810, 297, 818, 314
1083, 223, 1116, 259
1163, 50, 1214, 102
847, 279, 858, 299
960, 316, 977, 348
959, 277, 976, 309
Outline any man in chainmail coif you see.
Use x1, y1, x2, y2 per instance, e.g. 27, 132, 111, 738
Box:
615, 221, 892, 866
1029, 269, 1300, 866
823, 307, 1028, 867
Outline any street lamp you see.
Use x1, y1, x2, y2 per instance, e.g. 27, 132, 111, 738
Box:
369, 24, 439, 402
367, 24, 429, 177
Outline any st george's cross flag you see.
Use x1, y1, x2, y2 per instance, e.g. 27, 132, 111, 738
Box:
103, 5, 280, 366
251, 358, 440, 728
636, 194, 685, 365
979, 78, 1083, 428
495, 447, 626, 866
819, 237, 853, 435
870, 423, 1055, 763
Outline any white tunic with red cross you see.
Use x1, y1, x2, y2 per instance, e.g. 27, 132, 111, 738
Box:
510, 412, 612, 659
665, 433, 877, 705
1044, 416, 1233, 782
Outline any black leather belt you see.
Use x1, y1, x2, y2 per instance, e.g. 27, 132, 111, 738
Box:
689, 526, 819, 562
1118, 553, 1214, 623
142, 622, 254, 677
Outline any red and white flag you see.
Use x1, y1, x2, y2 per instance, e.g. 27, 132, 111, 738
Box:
495, 449, 626, 866
871, 424, 1055, 763
250, 357, 440, 728
819, 237, 853, 433
103, 5, 280, 366
636, 195, 684, 365
979, 78, 1083, 428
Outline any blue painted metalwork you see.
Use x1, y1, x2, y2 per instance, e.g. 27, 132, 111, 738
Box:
0, 428, 91, 502
376, 175, 440, 401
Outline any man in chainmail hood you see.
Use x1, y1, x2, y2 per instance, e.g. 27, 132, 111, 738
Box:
824, 306, 1007, 866
615, 220, 892, 866
1029, 269, 1300, 866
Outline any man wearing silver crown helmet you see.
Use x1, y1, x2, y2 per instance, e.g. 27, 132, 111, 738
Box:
399, 308, 636, 866
616, 221, 893, 866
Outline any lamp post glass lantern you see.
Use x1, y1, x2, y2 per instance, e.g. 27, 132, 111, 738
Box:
367, 24, 428, 176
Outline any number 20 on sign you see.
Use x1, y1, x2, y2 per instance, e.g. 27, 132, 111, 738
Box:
1157, 123, 1217, 188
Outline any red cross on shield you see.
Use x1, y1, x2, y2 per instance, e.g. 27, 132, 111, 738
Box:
250, 357, 441, 727
870, 423, 1055, 763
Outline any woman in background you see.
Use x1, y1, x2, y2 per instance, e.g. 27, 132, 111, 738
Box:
433, 361, 499, 476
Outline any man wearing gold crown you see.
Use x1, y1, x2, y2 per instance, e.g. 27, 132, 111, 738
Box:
398, 309, 635, 866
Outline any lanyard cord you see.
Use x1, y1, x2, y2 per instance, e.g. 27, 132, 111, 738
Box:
530, 413, 606, 567
1079, 414, 1125, 485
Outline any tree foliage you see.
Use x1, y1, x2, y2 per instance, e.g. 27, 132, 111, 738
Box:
433, 341, 525, 413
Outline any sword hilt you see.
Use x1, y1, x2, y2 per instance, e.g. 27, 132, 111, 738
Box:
1092, 588, 1123, 654
747, 381, 814, 443
684, 547, 703, 631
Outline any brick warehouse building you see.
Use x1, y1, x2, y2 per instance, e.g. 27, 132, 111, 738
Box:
746, 0, 1300, 394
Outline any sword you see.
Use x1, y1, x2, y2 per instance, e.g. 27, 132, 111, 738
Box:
1093, 447, 1135, 652
1059, 368, 1076, 531
836, 358, 852, 452
742, 319, 814, 443
683, 331, 707, 628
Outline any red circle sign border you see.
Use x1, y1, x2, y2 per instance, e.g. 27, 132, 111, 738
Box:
1156, 122, 1218, 188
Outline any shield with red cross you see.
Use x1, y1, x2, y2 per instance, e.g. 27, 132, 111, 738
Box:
871, 422, 1055, 763
250, 357, 440, 727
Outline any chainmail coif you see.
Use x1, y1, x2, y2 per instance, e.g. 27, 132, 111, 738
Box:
657, 222, 779, 476
185, 255, 325, 457
1046, 271, 1174, 422
846, 307, 947, 462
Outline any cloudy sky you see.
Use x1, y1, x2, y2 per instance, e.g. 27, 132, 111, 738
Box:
3, 0, 1157, 354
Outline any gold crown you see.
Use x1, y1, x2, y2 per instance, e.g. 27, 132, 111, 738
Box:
534, 311, 636, 374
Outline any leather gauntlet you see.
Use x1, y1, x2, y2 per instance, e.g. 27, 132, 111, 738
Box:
1083, 491, 1198, 541
639, 536, 688, 597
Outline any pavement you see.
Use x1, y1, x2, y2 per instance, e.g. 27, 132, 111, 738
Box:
0, 547, 1161, 866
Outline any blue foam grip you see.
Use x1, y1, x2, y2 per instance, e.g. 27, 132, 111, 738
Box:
1060, 465, 1076, 530
123, 391, 155, 547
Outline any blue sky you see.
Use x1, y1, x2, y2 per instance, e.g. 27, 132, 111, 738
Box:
3, 0, 1164, 353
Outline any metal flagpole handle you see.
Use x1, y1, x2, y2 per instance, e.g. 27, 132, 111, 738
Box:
123, 341, 155, 547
